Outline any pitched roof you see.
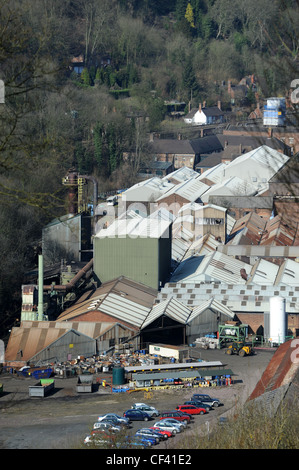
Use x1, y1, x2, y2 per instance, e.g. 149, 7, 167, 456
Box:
201, 106, 224, 117
56, 276, 158, 325
141, 297, 192, 329
157, 176, 209, 203
5, 325, 95, 362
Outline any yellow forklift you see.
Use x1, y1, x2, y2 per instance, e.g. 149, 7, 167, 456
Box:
225, 341, 252, 357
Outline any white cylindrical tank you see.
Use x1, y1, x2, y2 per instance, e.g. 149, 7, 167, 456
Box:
269, 296, 287, 344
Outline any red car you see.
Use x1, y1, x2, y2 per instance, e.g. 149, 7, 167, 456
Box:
176, 405, 206, 415
149, 426, 173, 438
159, 411, 191, 424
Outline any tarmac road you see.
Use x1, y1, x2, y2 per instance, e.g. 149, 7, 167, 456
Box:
0, 348, 275, 449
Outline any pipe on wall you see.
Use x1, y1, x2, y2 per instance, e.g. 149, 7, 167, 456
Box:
43, 258, 94, 292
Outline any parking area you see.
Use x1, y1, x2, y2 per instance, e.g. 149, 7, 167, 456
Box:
0, 348, 275, 449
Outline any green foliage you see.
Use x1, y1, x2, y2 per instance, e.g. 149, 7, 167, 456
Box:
148, 98, 166, 131
81, 67, 92, 86
176, 0, 189, 20
178, 402, 299, 449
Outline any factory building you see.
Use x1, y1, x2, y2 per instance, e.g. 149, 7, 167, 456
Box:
93, 217, 172, 290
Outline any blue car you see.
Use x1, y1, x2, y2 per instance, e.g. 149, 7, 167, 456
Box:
134, 432, 159, 445
123, 409, 150, 421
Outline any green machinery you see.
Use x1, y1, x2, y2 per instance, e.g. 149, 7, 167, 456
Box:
218, 323, 248, 349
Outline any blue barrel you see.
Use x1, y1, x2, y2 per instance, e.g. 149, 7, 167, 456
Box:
112, 365, 125, 385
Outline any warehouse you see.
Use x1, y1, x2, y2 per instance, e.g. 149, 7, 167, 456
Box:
5, 324, 96, 365
93, 217, 172, 290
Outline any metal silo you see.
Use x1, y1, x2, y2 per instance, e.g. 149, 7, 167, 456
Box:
268, 296, 287, 345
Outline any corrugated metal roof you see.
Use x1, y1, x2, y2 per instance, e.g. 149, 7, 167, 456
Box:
182, 234, 221, 260
170, 251, 252, 284
249, 259, 280, 285
141, 297, 192, 329
188, 298, 234, 322
56, 277, 158, 322
157, 176, 209, 203
95, 217, 171, 239
201, 176, 257, 203
5, 326, 73, 361
275, 259, 299, 285
162, 167, 198, 183
131, 368, 234, 381
228, 145, 289, 172
172, 237, 191, 262
99, 292, 151, 328
125, 360, 223, 373
199, 146, 289, 189
122, 177, 174, 202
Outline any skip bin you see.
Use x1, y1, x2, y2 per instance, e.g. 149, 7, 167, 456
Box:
29, 379, 55, 397
76, 374, 93, 393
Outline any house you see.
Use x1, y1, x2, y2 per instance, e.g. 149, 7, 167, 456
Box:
227, 75, 257, 106
147, 135, 223, 170
70, 55, 84, 74
223, 125, 299, 155
184, 101, 224, 126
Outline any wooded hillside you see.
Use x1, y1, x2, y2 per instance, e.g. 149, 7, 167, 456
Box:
0, 0, 298, 338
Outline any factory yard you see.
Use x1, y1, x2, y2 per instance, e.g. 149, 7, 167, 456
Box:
0, 348, 275, 449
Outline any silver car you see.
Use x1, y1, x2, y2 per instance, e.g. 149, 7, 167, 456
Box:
97, 413, 130, 425
153, 421, 182, 434
131, 403, 159, 417
161, 418, 186, 430
93, 421, 121, 433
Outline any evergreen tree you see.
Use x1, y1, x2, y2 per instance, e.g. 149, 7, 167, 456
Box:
81, 67, 91, 86
94, 123, 103, 169
182, 56, 198, 98
175, 0, 188, 20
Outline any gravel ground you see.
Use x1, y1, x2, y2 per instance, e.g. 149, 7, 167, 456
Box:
0, 348, 275, 449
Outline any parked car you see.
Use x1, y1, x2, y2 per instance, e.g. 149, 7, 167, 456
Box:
97, 416, 130, 428
93, 421, 122, 432
176, 404, 207, 415
149, 426, 173, 438
131, 403, 159, 417
192, 394, 223, 407
126, 437, 152, 448
134, 431, 159, 445
159, 410, 191, 424
152, 420, 182, 434
184, 400, 212, 411
97, 413, 130, 425
84, 431, 115, 447
135, 428, 165, 442
161, 418, 186, 430
123, 409, 150, 421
